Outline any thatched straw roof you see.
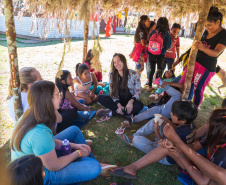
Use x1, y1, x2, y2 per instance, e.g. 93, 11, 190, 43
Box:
1, 0, 226, 36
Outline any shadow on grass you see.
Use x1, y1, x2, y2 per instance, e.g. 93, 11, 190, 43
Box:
0, 34, 114, 48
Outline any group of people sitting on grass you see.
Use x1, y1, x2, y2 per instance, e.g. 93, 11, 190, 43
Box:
6, 5, 226, 185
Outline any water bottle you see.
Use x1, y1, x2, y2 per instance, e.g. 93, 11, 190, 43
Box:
61, 139, 71, 155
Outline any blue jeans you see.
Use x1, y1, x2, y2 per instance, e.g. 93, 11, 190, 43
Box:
76, 99, 91, 123
134, 85, 181, 122
44, 126, 101, 185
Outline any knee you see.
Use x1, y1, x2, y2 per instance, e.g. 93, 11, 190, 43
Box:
68, 125, 81, 135
97, 94, 103, 103
83, 111, 91, 120
88, 160, 101, 179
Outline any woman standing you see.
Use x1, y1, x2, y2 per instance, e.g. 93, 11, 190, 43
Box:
179, 6, 226, 107
131, 15, 150, 77
97, 53, 143, 119
147, 17, 172, 92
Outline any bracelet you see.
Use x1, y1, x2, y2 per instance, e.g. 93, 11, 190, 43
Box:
76, 150, 81, 157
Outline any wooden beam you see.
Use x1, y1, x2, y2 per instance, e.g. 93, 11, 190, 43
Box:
182, 0, 212, 100
3, 0, 23, 121
82, 19, 89, 63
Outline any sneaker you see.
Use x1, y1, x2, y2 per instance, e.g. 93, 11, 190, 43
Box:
96, 109, 112, 117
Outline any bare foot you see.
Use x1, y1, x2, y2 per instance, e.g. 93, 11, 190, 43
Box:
163, 123, 181, 145
123, 165, 137, 176
122, 120, 131, 128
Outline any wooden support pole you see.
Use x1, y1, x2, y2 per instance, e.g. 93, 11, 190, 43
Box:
3, 0, 23, 121
182, 0, 212, 100
83, 18, 89, 63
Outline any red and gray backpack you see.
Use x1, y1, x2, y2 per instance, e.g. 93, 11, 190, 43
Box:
148, 31, 164, 55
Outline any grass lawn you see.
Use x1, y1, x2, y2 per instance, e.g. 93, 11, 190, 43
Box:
0, 33, 226, 185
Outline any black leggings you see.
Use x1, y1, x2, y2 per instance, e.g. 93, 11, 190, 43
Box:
97, 94, 144, 116
56, 108, 78, 133
148, 54, 165, 87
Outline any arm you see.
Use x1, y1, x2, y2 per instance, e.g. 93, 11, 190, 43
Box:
65, 91, 90, 112
162, 81, 184, 93
176, 47, 180, 60
172, 58, 182, 69
164, 124, 226, 185
165, 32, 172, 51
140, 39, 147, 46
195, 41, 226, 57
39, 147, 90, 171
178, 153, 212, 185
153, 120, 164, 140
55, 110, 62, 123
160, 115, 177, 129
91, 73, 97, 94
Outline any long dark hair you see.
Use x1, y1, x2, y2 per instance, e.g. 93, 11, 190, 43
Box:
155, 17, 170, 37
207, 6, 223, 24
206, 109, 226, 154
77, 64, 90, 77
8, 155, 44, 185
55, 70, 71, 108
10, 81, 56, 151
84, 49, 94, 65
162, 69, 175, 79
134, 15, 149, 43
110, 53, 129, 98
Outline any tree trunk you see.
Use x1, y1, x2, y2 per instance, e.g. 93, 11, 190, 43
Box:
3, 0, 23, 121
182, 0, 212, 100
82, 19, 89, 63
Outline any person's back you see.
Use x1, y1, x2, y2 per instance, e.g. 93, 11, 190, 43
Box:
8, 67, 42, 123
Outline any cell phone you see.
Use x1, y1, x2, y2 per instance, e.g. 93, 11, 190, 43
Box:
159, 79, 163, 86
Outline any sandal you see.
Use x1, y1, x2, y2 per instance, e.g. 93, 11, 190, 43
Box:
100, 163, 118, 177
117, 134, 134, 148
108, 167, 137, 180
115, 126, 126, 135
96, 116, 110, 123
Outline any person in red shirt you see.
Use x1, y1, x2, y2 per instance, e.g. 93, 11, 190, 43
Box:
163, 23, 181, 71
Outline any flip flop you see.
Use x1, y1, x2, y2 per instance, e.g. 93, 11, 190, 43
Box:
108, 167, 137, 180
117, 134, 134, 148
115, 126, 126, 135
96, 116, 110, 123
100, 163, 118, 177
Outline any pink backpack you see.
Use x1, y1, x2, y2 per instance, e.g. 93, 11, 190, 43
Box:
148, 31, 164, 55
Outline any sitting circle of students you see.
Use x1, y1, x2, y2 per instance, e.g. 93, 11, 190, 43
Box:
7, 6, 226, 185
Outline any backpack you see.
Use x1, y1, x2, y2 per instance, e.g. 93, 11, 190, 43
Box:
148, 31, 164, 55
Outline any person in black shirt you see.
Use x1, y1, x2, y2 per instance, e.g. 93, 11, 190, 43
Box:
97, 53, 143, 119
179, 6, 226, 107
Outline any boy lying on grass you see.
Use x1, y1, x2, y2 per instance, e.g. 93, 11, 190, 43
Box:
111, 100, 198, 179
